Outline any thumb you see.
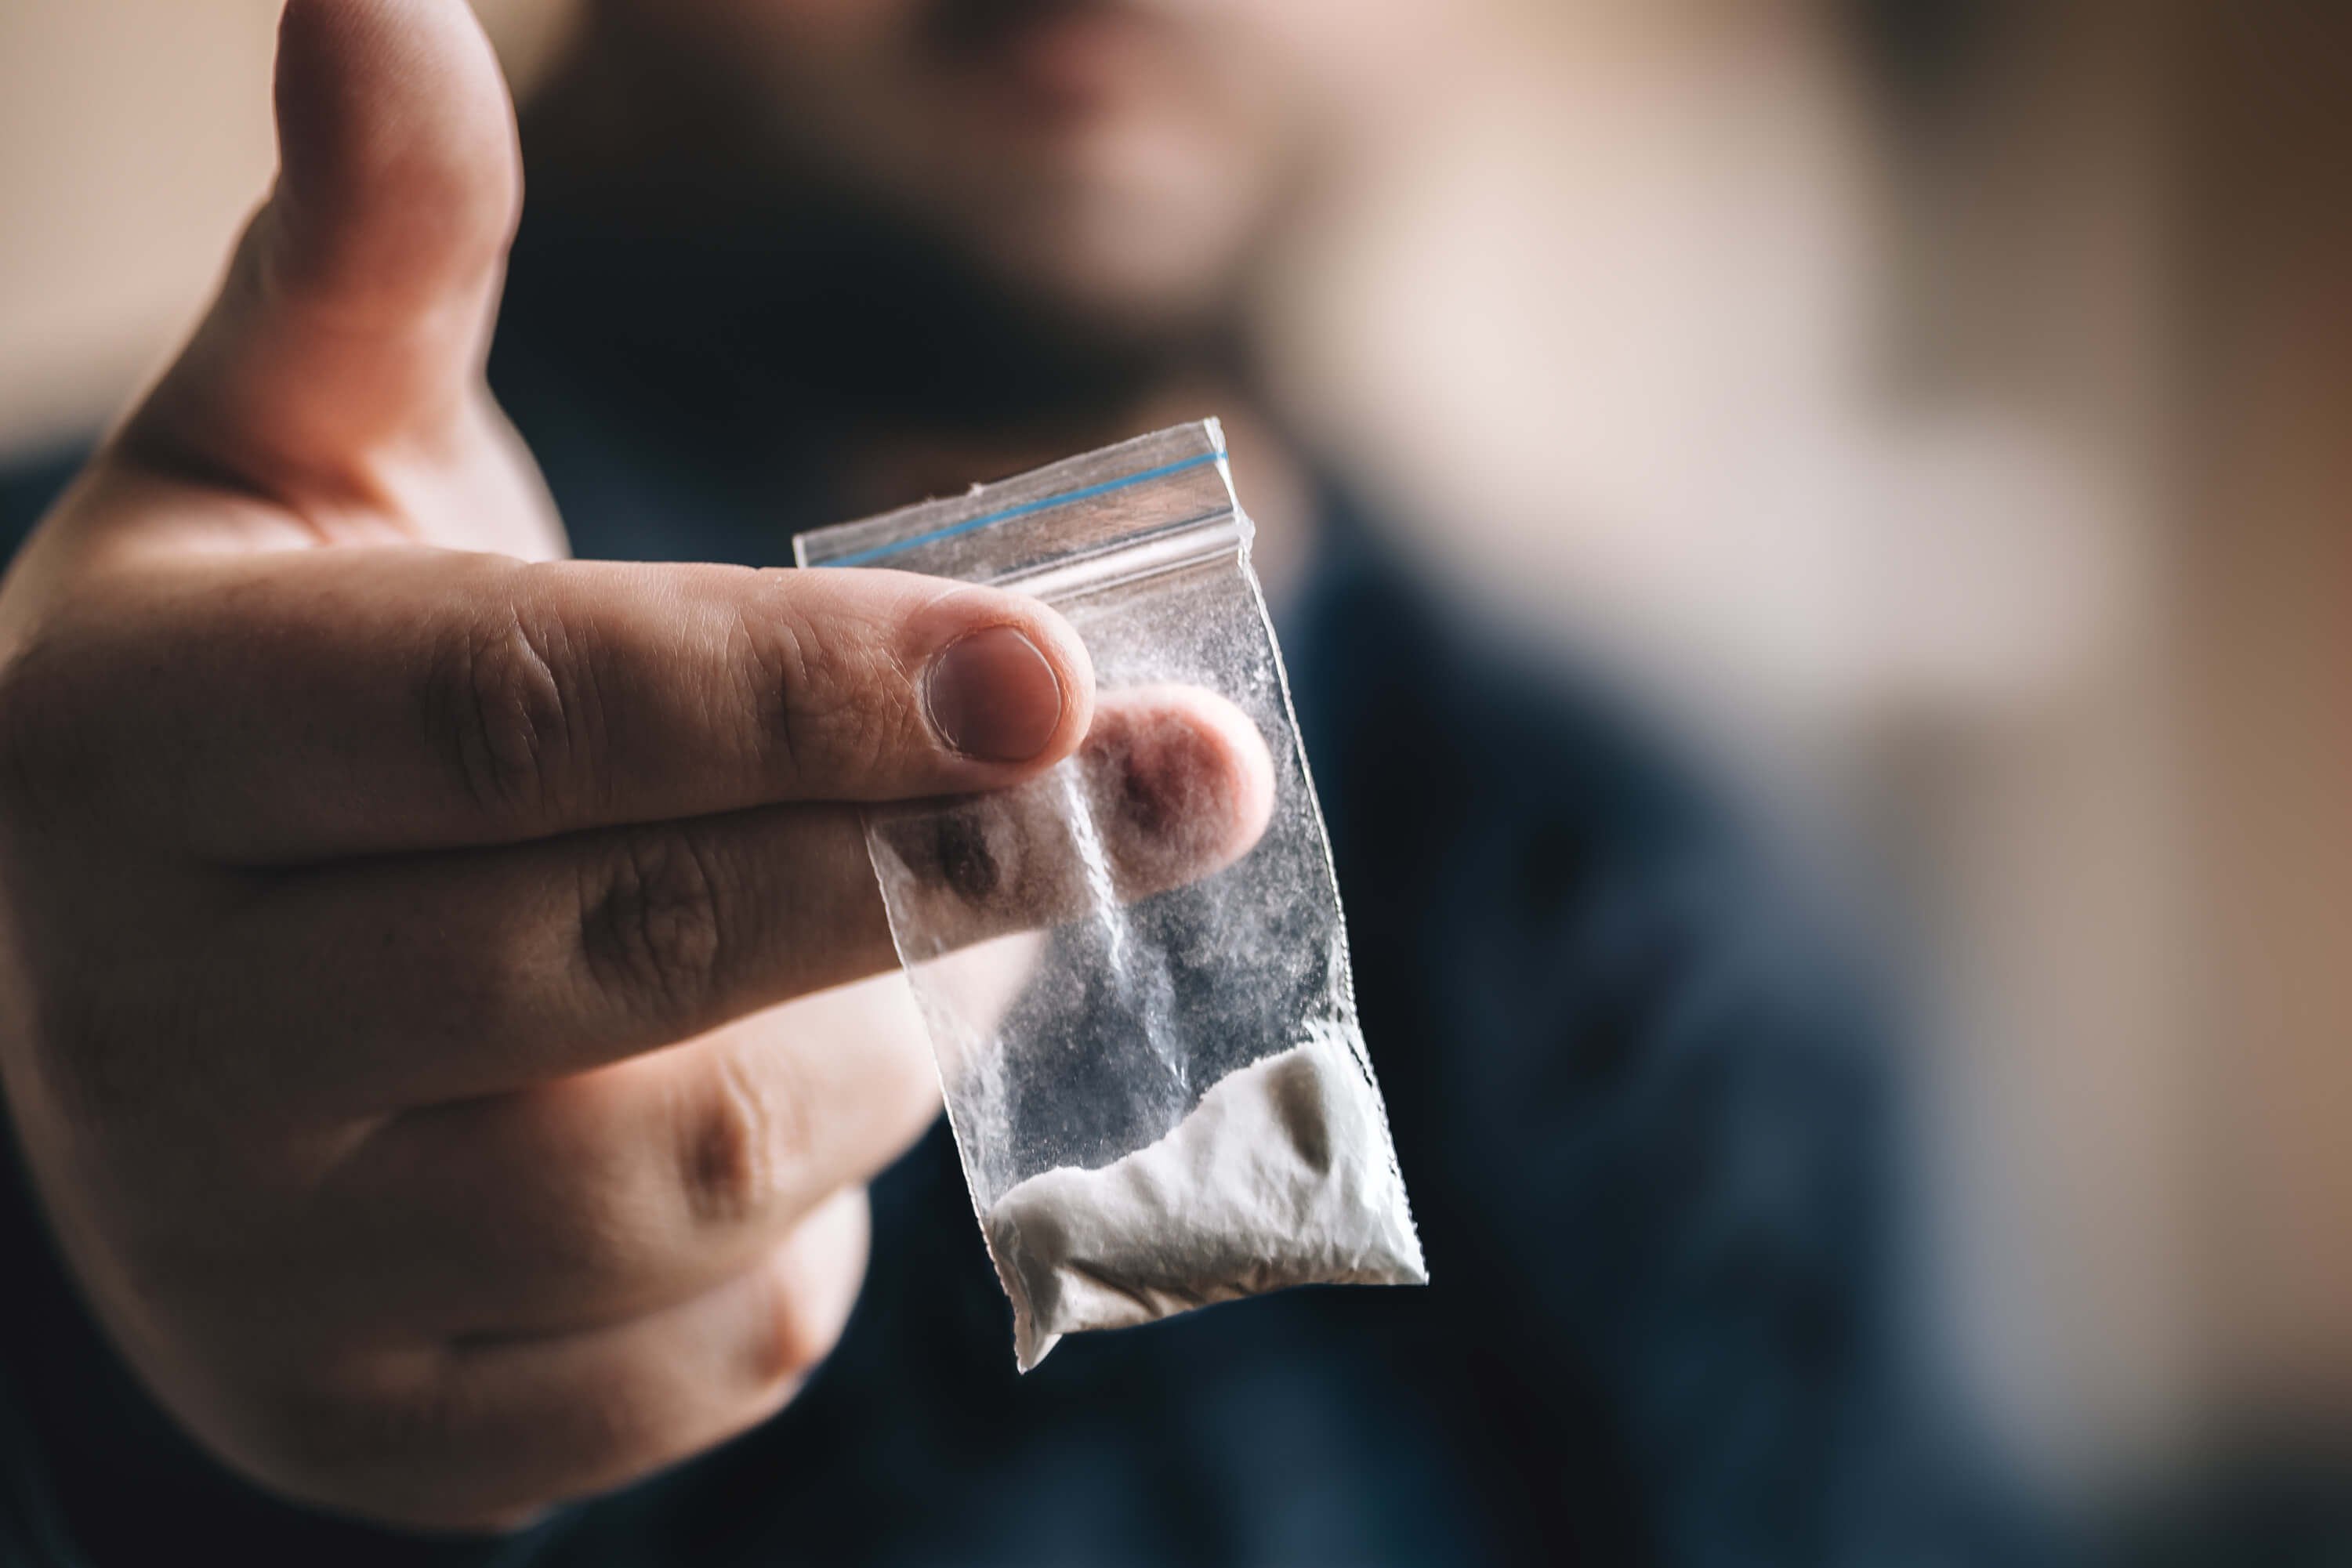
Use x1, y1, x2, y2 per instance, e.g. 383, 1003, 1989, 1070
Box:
125, 0, 521, 500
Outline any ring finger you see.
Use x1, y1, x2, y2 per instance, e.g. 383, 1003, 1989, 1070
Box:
316, 972, 951, 1338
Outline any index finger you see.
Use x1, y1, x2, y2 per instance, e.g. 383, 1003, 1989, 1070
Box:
2, 548, 1094, 863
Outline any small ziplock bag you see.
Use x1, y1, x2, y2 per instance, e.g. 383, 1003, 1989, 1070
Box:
795, 420, 1424, 1369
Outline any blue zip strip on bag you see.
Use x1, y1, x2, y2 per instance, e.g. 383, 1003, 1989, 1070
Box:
815, 450, 1226, 568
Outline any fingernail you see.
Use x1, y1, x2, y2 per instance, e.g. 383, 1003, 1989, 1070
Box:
925, 625, 1064, 762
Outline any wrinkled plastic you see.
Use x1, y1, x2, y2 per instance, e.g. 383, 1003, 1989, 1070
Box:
795, 421, 1423, 1368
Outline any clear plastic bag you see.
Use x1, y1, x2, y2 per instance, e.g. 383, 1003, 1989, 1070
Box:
795, 420, 1424, 1369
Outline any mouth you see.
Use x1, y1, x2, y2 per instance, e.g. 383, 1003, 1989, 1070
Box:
930, 0, 1176, 118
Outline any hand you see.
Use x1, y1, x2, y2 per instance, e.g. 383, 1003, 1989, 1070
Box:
0, 0, 1267, 1531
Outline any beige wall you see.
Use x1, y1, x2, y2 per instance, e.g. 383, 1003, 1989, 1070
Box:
0, 0, 278, 454
0, 0, 574, 458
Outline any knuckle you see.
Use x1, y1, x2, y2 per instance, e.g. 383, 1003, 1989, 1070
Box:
753, 1268, 843, 1390
759, 599, 904, 791
752, 1197, 865, 1386
423, 586, 595, 825
578, 826, 730, 1019
727, 599, 803, 784
763, 608, 833, 790
678, 1044, 811, 1229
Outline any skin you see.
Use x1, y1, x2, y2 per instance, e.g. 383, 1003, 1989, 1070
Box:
0, 0, 1277, 1532
552, 0, 1334, 331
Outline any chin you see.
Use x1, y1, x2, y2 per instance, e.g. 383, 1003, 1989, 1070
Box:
996, 236, 1234, 340
936, 133, 1272, 336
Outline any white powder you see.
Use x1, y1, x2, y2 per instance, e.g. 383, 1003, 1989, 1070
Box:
984, 1025, 1427, 1370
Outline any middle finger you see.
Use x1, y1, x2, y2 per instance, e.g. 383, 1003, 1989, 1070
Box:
317, 973, 953, 1339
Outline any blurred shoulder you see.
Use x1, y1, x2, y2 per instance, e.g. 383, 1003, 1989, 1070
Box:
1289, 491, 1796, 940
1288, 486, 1898, 1155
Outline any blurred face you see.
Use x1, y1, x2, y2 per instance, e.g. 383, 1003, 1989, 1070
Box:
589, 0, 1374, 331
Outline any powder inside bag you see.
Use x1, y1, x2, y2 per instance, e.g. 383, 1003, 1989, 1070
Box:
984, 1023, 1426, 1371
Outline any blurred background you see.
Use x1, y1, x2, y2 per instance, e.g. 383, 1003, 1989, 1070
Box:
4, 0, 2349, 1546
